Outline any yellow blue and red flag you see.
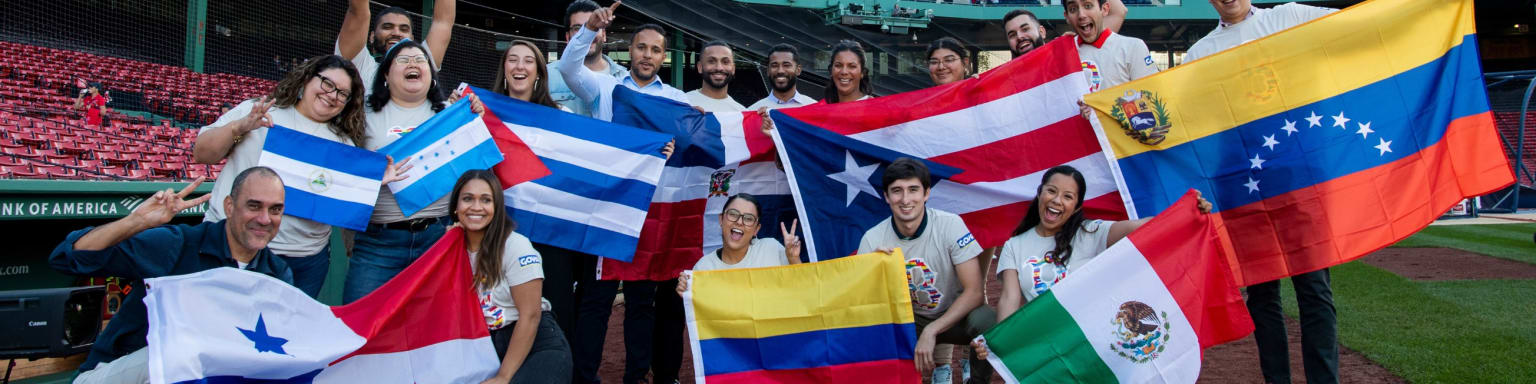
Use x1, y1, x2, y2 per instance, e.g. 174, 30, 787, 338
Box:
1087, 0, 1514, 286
682, 251, 919, 383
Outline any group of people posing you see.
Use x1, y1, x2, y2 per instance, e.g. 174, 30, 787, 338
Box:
47, 0, 1345, 383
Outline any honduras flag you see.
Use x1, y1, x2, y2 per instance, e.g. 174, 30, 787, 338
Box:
144, 227, 498, 383
470, 86, 673, 262
771, 110, 961, 261
378, 100, 504, 216
258, 126, 386, 231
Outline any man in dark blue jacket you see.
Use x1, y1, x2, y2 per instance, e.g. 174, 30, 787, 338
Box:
51, 166, 291, 384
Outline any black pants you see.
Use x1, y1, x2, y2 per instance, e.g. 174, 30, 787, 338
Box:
574, 279, 660, 384
650, 278, 685, 383
1246, 269, 1339, 384
532, 243, 593, 347
490, 311, 573, 384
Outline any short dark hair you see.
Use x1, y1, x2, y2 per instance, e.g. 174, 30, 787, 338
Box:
702, 40, 730, 51
230, 166, 279, 200
722, 193, 762, 217
881, 157, 932, 192
369, 39, 446, 113
1061, 0, 1109, 11
926, 37, 968, 62
565, 0, 600, 26
769, 43, 799, 62
1003, 9, 1039, 26
374, 6, 412, 28
634, 23, 667, 40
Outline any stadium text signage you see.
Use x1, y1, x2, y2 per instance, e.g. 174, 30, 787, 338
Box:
0, 195, 208, 220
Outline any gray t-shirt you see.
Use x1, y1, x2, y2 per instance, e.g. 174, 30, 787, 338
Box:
996, 220, 1114, 303
471, 232, 551, 330
857, 208, 981, 319
363, 102, 450, 223
199, 100, 353, 256
695, 238, 788, 272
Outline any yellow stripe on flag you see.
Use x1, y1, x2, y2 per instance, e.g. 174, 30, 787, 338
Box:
690, 250, 915, 340
1086, 0, 1477, 158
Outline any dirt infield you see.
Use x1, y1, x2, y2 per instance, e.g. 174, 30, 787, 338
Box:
1363, 247, 1536, 281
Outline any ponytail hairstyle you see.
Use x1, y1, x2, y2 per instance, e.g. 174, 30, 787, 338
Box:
1010, 165, 1088, 265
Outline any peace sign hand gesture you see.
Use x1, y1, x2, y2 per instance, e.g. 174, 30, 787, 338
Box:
130, 178, 213, 229
781, 219, 802, 264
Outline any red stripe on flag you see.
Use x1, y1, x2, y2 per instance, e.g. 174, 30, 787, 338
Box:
331, 227, 488, 359
960, 193, 1128, 249
1126, 191, 1252, 349
602, 198, 709, 281
740, 111, 777, 158
935, 118, 1100, 184
702, 359, 919, 384
1215, 111, 1514, 286
468, 89, 551, 189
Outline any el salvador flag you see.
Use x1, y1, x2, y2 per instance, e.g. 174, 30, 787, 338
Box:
379, 100, 504, 216
472, 86, 673, 262
258, 126, 386, 231
770, 110, 961, 261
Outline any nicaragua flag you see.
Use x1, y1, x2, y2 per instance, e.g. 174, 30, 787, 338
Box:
979, 192, 1252, 383
379, 100, 505, 217
144, 226, 498, 383
468, 86, 673, 262
258, 126, 386, 231
604, 86, 794, 281
1085, 0, 1515, 286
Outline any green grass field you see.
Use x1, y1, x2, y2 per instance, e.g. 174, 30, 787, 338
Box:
1280, 222, 1536, 383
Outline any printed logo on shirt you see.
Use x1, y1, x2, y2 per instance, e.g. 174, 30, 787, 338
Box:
1144, 55, 1154, 66
1027, 254, 1067, 296
518, 254, 541, 267
905, 258, 942, 311
955, 233, 975, 249
1081, 60, 1103, 92
388, 125, 418, 135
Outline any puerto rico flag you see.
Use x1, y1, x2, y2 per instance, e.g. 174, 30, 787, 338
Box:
602, 87, 793, 281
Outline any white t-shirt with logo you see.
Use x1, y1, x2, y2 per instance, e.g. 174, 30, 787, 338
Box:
472, 232, 552, 330
685, 90, 747, 113
200, 100, 353, 257
363, 101, 449, 223
1077, 31, 1159, 92
695, 238, 788, 272
996, 220, 1115, 303
856, 208, 981, 319
1185, 4, 1337, 62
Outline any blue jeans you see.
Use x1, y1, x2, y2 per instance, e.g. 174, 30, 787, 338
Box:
342, 219, 450, 304
284, 245, 330, 299
489, 311, 572, 384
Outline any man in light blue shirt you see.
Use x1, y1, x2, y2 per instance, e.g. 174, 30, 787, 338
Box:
548, 0, 627, 117
747, 44, 818, 111
557, 2, 686, 123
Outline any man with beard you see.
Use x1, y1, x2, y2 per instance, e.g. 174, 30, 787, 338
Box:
748, 44, 817, 110
685, 40, 746, 112
336, 0, 456, 96
550, 0, 628, 118
1065, 0, 1155, 93
558, 2, 686, 123
1002, 0, 1126, 58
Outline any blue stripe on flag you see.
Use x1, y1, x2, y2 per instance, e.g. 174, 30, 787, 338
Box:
391, 138, 503, 216
529, 158, 657, 211
377, 101, 478, 157
475, 86, 672, 158
283, 185, 375, 231
172, 369, 322, 383
263, 126, 384, 179
512, 208, 641, 260
697, 322, 918, 376
610, 86, 728, 169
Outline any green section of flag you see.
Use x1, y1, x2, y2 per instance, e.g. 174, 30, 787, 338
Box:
985, 291, 1118, 383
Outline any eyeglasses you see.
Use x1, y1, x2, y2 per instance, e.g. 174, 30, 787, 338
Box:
723, 209, 758, 226
316, 75, 351, 100
394, 55, 429, 65
927, 55, 962, 67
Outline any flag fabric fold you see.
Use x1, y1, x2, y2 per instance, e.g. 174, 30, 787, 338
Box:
771, 37, 1127, 261
1085, 0, 1515, 285
378, 100, 505, 217
470, 86, 673, 261
683, 250, 920, 383
980, 191, 1252, 384
144, 227, 498, 383
603, 87, 792, 280
257, 125, 386, 231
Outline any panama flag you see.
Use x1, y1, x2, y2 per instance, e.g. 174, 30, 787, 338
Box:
601, 87, 794, 281
1085, 0, 1515, 285
379, 100, 508, 217
770, 37, 1125, 260
979, 191, 1253, 383
258, 125, 386, 231
467, 86, 674, 262
144, 226, 498, 383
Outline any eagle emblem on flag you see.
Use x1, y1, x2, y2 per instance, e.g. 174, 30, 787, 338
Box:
1109, 300, 1172, 363
1110, 90, 1172, 145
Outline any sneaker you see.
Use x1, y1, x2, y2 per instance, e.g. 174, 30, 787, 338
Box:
932, 364, 953, 384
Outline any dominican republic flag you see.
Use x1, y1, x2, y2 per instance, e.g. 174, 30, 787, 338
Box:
601, 86, 795, 281
1085, 0, 1514, 285
144, 226, 498, 383
378, 100, 509, 217
258, 125, 386, 231
467, 86, 673, 262
979, 191, 1252, 383
771, 37, 1126, 260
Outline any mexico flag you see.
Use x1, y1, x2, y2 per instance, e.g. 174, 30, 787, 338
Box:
978, 191, 1252, 383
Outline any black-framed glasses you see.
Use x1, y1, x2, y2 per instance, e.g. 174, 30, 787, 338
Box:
724, 209, 759, 226
316, 75, 352, 100
927, 55, 962, 67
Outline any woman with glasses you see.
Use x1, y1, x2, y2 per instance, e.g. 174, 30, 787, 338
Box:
343, 38, 459, 304
193, 54, 404, 299
926, 37, 972, 86
675, 193, 801, 293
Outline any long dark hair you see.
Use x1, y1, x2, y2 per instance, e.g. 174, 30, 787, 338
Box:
1011, 165, 1088, 266
448, 170, 517, 290
824, 40, 872, 103
368, 39, 446, 113
271, 55, 369, 148
492, 40, 559, 109
925, 37, 971, 78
